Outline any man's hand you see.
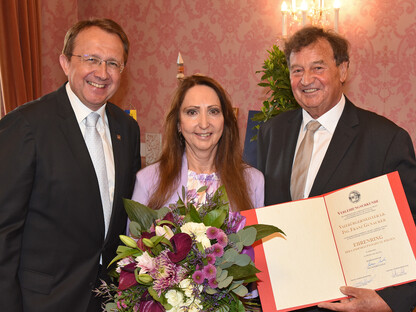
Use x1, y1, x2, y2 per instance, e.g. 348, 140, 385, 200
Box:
317, 286, 392, 312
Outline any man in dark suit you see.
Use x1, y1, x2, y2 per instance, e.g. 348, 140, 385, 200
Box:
0, 19, 141, 311
257, 26, 416, 312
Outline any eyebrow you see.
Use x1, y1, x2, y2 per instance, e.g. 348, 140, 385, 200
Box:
290, 59, 325, 70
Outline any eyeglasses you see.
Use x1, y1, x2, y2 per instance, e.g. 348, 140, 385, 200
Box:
70, 54, 125, 74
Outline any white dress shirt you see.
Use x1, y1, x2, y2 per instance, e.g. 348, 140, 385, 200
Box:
65, 83, 115, 208
293, 94, 346, 198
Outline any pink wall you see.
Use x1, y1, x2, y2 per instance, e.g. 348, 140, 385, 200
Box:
40, 0, 416, 149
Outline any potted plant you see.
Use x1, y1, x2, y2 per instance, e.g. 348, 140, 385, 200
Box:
251, 45, 299, 140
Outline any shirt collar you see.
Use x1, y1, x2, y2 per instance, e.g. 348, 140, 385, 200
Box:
65, 83, 107, 126
301, 94, 345, 134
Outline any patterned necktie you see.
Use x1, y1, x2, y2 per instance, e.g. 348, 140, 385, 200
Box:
290, 120, 321, 201
84, 112, 111, 237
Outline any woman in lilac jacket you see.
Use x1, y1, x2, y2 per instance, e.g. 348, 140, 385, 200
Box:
131, 74, 264, 211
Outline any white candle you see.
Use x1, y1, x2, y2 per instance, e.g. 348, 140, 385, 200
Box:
334, 0, 340, 32
281, 1, 288, 37
320, 0, 324, 8
292, 0, 296, 11
301, 1, 308, 26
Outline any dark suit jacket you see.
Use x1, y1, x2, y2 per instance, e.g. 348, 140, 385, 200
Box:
257, 98, 416, 312
0, 84, 141, 312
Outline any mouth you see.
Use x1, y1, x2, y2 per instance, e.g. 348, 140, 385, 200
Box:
302, 88, 319, 93
88, 81, 106, 89
196, 133, 212, 138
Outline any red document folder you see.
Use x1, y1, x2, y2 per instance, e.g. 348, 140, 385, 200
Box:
242, 172, 416, 312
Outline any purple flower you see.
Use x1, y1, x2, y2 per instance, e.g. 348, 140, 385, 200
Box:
151, 251, 187, 295
211, 243, 224, 257
192, 270, 205, 284
228, 211, 246, 233
118, 263, 138, 290
208, 278, 218, 289
167, 233, 192, 263
203, 264, 216, 279
206, 227, 220, 240
216, 232, 228, 246
205, 253, 216, 265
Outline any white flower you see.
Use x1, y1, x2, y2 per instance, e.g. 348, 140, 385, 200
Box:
184, 298, 202, 312
155, 225, 174, 239
166, 289, 185, 308
180, 222, 211, 249
179, 278, 194, 298
135, 251, 155, 273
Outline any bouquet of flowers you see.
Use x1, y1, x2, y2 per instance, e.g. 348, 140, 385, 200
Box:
96, 186, 283, 312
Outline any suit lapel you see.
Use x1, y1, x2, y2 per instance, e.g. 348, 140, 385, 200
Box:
105, 104, 125, 241
56, 84, 105, 237
310, 99, 360, 196
56, 85, 98, 181
281, 111, 303, 199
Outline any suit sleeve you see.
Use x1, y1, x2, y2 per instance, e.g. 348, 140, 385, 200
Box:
0, 111, 35, 312
377, 127, 416, 311
256, 123, 268, 174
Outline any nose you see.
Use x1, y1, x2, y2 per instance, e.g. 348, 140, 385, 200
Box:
301, 70, 314, 86
198, 112, 209, 129
94, 61, 110, 79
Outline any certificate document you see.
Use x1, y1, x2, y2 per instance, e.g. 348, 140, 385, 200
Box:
242, 172, 416, 312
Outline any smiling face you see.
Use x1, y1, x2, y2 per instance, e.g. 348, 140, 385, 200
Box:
289, 39, 348, 119
59, 26, 124, 111
179, 85, 224, 158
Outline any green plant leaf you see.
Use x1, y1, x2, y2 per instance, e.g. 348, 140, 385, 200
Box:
237, 227, 257, 246
244, 224, 285, 241
253, 44, 299, 141
232, 284, 248, 297
217, 275, 233, 289
226, 263, 260, 280
123, 198, 158, 231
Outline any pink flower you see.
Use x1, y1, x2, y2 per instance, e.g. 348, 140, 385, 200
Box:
216, 232, 228, 246
205, 253, 216, 265
151, 251, 187, 295
203, 264, 216, 280
136, 251, 156, 274
206, 227, 220, 239
192, 270, 205, 284
208, 278, 218, 289
212, 243, 224, 257
167, 233, 192, 263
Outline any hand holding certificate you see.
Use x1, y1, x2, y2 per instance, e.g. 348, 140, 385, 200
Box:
242, 172, 416, 312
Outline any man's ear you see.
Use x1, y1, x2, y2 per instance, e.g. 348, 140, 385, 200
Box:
59, 54, 70, 76
339, 61, 349, 84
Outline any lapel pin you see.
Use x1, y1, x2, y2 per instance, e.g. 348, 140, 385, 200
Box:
117, 134, 121, 140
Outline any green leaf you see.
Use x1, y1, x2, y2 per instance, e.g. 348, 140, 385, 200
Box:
237, 227, 257, 246
104, 302, 118, 312
252, 44, 300, 141
226, 263, 260, 280
217, 275, 233, 288
232, 284, 248, 297
123, 198, 158, 231
129, 221, 142, 237
234, 253, 251, 266
203, 208, 227, 228
244, 224, 285, 241
188, 205, 202, 223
